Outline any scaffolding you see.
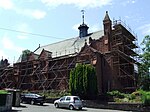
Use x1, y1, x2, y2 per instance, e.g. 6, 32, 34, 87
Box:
3, 45, 97, 92
0, 67, 14, 89
111, 20, 138, 91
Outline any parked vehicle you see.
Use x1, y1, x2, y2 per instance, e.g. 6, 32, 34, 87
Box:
54, 96, 83, 110
21, 93, 45, 105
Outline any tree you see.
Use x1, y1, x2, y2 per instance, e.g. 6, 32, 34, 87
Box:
21, 49, 31, 61
0, 58, 9, 68
69, 63, 97, 98
138, 35, 150, 91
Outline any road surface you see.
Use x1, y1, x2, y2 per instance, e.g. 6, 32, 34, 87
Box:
11, 103, 131, 112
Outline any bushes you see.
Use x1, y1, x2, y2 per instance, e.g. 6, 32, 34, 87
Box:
0, 90, 8, 94
139, 90, 150, 106
107, 90, 126, 99
108, 90, 150, 106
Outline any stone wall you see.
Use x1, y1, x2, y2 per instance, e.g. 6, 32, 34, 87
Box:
0, 93, 13, 112
46, 98, 150, 112
85, 100, 150, 112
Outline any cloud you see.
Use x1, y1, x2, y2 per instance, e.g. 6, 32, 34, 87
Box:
41, 0, 112, 8
0, 0, 14, 10
0, 0, 46, 20
31, 9, 47, 19
121, 0, 136, 6
138, 24, 150, 35
17, 9, 47, 20
2, 35, 24, 53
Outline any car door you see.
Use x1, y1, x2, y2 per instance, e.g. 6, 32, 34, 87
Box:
59, 96, 66, 107
63, 96, 71, 108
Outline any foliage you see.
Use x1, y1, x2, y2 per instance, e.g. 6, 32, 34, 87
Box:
138, 35, 150, 91
108, 89, 150, 105
140, 75, 150, 91
139, 90, 150, 106
22, 49, 31, 61
69, 63, 97, 97
0, 90, 8, 94
0, 59, 9, 68
41, 90, 70, 98
108, 90, 142, 103
107, 90, 126, 98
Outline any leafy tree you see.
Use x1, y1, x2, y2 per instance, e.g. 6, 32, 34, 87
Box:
0, 59, 9, 68
21, 49, 31, 61
138, 35, 150, 91
69, 63, 97, 98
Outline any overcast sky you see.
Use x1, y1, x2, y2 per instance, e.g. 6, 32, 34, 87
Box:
0, 0, 149, 64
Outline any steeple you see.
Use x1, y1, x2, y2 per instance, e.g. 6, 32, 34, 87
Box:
104, 11, 110, 21
103, 11, 112, 35
78, 10, 89, 38
103, 11, 112, 51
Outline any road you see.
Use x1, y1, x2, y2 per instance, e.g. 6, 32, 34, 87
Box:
11, 103, 132, 112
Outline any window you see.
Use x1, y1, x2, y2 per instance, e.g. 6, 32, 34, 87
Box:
74, 97, 80, 101
60, 96, 65, 101
66, 97, 71, 101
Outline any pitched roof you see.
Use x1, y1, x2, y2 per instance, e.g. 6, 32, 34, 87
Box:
34, 30, 104, 58
16, 30, 104, 63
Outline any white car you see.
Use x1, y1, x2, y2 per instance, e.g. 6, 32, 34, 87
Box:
54, 96, 83, 110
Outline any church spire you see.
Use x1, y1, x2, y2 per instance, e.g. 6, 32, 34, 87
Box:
104, 11, 110, 21
103, 11, 112, 35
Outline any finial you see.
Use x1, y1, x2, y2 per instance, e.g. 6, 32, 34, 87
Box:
81, 10, 85, 24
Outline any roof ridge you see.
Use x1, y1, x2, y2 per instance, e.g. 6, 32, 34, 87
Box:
38, 30, 103, 48
40, 37, 78, 48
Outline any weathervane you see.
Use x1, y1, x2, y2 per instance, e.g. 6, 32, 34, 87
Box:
81, 10, 85, 24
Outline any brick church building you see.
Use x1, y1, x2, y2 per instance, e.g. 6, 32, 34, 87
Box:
0, 11, 138, 94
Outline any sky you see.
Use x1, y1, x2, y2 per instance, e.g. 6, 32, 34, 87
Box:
0, 0, 149, 64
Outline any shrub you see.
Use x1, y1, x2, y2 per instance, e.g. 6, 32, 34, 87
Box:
107, 90, 125, 98
0, 90, 8, 94
39, 90, 70, 98
141, 91, 150, 106
129, 93, 136, 100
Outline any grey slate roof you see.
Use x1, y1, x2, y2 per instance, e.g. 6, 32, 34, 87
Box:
34, 30, 104, 58
16, 30, 104, 63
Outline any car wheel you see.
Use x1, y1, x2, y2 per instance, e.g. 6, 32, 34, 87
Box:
79, 107, 82, 110
31, 100, 34, 105
69, 105, 74, 110
20, 99, 23, 103
40, 102, 43, 105
55, 103, 59, 108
